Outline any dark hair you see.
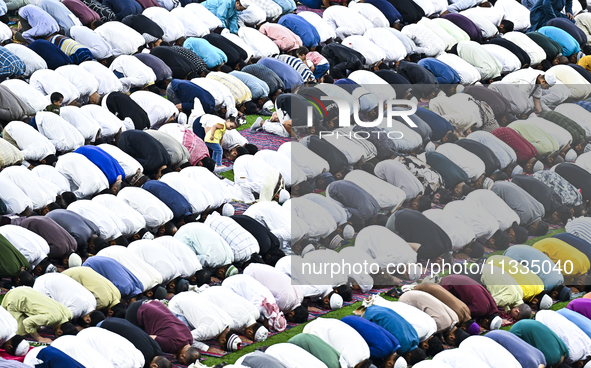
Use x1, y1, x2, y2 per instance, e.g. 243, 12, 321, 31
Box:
361, 162, 375, 174
110, 303, 127, 319
201, 157, 216, 172
236, 146, 249, 158
435, 188, 452, 205
534, 220, 549, 236
335, 284, 353, 302
43, 154, 58, 167
416, 195, 432, 212
46, 202, 62, 211
517, 303, 532, 320
296, 46, 309, 56
183, 213, 200, 224
61, 191, 78, 207
93, 237, 110, 253
444, 132, 458, 143
490, 171, 509, 181
6, 336, 25, 355
153, 356, 173, 368
553, 205, 572, 225
501, 19, 514, 32
91, 20, 103, 29
540, 59, 552, 71
292, 303, 309, 323
60, 322, 79, 336
15, 270, 35, 287
263, 248, 285, 267
454, 327, 470, 345
244, 143, 258, 155
574, 204, 586, 218
192, 268, 212, 286
513, 224, 529, 243
183, 347, 201, 365
164, 221, 177, 236
114, 236, 129, 247
493, 230, 510, 250
50, 92, 64, 104
371, 214, 389, 227
408, 347, 426, 364
295, 181, 314, 196
468, 241, 485, 258
37, 258, 52, 275
244, 101, 258, 115
147, 84, 161, 94
88, 310, 105, 327
426, 336, 444, 357
349, 215, 365, 232
461, 183, 474, 196
583, 45, 591, 55
323, 75, 334, 84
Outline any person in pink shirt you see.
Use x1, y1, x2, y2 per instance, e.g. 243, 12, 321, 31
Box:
296, 46, 330, 82
259, 22, 303, 53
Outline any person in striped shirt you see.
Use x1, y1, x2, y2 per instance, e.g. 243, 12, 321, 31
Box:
275, 54, 315, 83
47, 35, 93, 65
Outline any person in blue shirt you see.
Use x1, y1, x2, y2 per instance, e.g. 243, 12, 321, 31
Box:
528, 0, 574, 32
557, 308, 591, 340
271, 0, 296, 15
553, 232, 591, 265
202, 0, 247, 34
417, 58, 461, 85
485, 330, 547, 368
28, 39, 72, 70
413, 107, 455, 142
0, 47, 25, 80
74, 146, 126, 194
365, 0, 402, 26
141, 180, 193, 222
341, 315, 401, 363
257, 57, 304, 91
102, 0, 142, 21
537, 26, 581, 59
278, 14, 321, 48
165, 79, 216, 115
35, 346, 86, 368
547, 17, 587, 47
230, 70, 270, 103
183, 37, 227, 70
504, 244, 565, 292
83, 256, 144, 300
37, 0, 79, 36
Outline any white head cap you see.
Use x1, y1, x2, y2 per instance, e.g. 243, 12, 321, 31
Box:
178, 112, 187, 125
330, 293, 343, 310
544, 72, 557, 86
394, 357, 408, 368
278, 189, 290, 204
483, 177, 494, 190
222, 203, 235, 216
490, 316, 502, 330
343, 225, 354, 240
301, 244, 315, 257
238, 0, 251, 7
68, 253, 82, 268
408, 264, 421, 281
15, 340, 29, 356
533, 160, 544, 173
565, 149, 577, 162
540, 294, 553, 310
425, 141, 436, 152
511, 165, 523, 177
263, 100, 274, 111
584, 360, 591, 368
254, 325, 269, 342
456, 85, 465, 93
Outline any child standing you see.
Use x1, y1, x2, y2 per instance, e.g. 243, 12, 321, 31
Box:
45, 92, 63, 115
296, 47, 330, 82
204, 115, 240, 168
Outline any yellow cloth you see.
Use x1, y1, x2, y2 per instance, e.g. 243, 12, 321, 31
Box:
63, 267, 121, 310
480, 263, 524, 311
533, 238, 590, 278
487, 255, 544, 302
578, 55, 591, 72
205, 123, 226, 144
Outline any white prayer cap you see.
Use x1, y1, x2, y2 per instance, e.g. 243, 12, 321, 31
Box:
585, 360, 591, 368
226, 333, 241, 351
330, 293, 343, 310
483, 177, 494, 190
533, 160, 544, 173
263, 100, 274, 111
425, 141, 436, 152
278, 189, 290, 204
511, 165, 523, 177
178, 112, 187, 125
343, 225, 354, 240
238, 0, 251, 8
408, 264, 421, 281
394, 357, 407, 368
15, 340, 29, 356
540, 294, 552, 310
301, 244, 315, 257
586, 143, 591, 153
68, 253, 82, 268
222, 203, 235, 216
565, 149, 577, 162
544, 72, 557, 86
490, 316, 502, 330
456, 85, 465, 93
254, 324, 269, 342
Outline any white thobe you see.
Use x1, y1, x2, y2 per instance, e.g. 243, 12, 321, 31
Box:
184, 3, 223, 31
80, 61, 124, 96
68, 200, 124, 241
374, 295, 438, 342
275, 255, 332, 300
303, 249, 349, 288
423, 209, 475, 251
386, 121, 423, 154
347, 70, 396, 102
56, 152, 109, 199
97, 245, 163, 292
548, 64, 591, 100
303, 318, 370, 368
29, 69, 80, 105
60, 106, 102, 143
348, 1, 389, 28
178, 166, 231, 209
443, 200, 499, 241
130, 90, 178, 128
3, 121, 55, 162
374, 159, 424, 201
481, 44, 521, 73
342, 35, 385, 67
0, 177, 33, 215
355, 225, 417, 269
222, 274, 281, 322
92, 194, 146, 237
436, 143, 486, 181
31, 165, 71, 195
503, 32, 545, 66
55, 65, 99, 102
290, 197, 337, 239
3, 43, 47, 77
323, 5, 374, 39
153, 236, 202, 279
466, 131, 517, 169
243, 263, 303, 313
51, 336, 115, 368
494, 0, 531, 31
205, 215, 260, 263
1, 79, 49, 115
77, 327, 145, 368
536, 310, 591, 363
0, 166, 56, 211
222, 31, 254, 62
0, 306, 17, 346
265, 344, 328, 368
255, 149, 306, 188
109, 55, 157, 91
173, 222, 234, 268
201, 286, 260, 331
69, 25, 113, 60
117, 187, 174, 229
298, 11, 336, 42
127, 239, 180, 284
33, 273, 96, 319
171, 7, 209, 37
302, 193, 348, 226
233, 154, 281, 204
460, 11, 498, 38
344, 170, 406, 210
338, 246, 375, 292
160, 172, 214, 215
79, 105, 126, 141
190, 78, 237, 118
278, 142, 329, 181
94, 21, 145, 56
418, 17, 456, 51
243, 200, 308, 248
433, 349, 490, 368
0, 225, 49, 267
459, 336, 522, 368
98, 144, 143, 179
142, 7, 185, 43
35, 111, 85, 153
429, 94, 482, 134
555, 103, 591, 139
238, 26, 280, 59
168, 291, 233, 349
401, 23, 445, 57
436, 53, 481, 85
